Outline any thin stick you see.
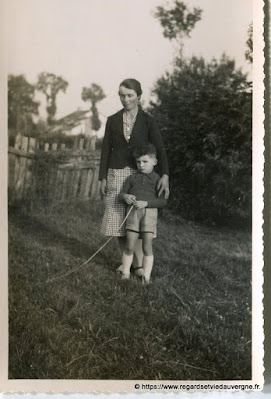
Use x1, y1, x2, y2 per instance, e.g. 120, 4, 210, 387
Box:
47, 205, 134, 282
171, 288, 191, 311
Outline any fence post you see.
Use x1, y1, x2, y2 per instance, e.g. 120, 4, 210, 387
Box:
14, 133, 22, 150
90, 136, 96, 151
90, 166, 99, 198
28, 137, 36, 153
73, 137, 79, 150
21, 136, 29, 152
24, 138, 36, 202
14, 136, 29, 199
79, 138, 84, 150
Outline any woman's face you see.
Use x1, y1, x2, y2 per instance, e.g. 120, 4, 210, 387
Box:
118, 85, 140, 111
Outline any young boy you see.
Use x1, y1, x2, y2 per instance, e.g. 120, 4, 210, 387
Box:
119, 143, 167, 283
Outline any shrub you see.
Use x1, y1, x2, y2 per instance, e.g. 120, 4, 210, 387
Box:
149, 55, 252, 225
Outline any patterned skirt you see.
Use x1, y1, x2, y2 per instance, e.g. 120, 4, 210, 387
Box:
101, 167, 137, 236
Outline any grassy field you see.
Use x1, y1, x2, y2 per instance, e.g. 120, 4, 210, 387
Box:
8, 202, 252, 380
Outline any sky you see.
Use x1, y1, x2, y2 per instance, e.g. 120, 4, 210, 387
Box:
8, 0, 253, 128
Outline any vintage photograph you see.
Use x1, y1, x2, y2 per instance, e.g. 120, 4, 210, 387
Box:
3, 0, 264, 392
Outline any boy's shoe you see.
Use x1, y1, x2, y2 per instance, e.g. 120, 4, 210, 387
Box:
121, 273, 130, 280
116, 264, 124, 274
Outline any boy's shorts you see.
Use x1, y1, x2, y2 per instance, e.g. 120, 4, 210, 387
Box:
126, 207, 158, 234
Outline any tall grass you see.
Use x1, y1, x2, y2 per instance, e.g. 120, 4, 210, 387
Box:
8, 203, 251, 380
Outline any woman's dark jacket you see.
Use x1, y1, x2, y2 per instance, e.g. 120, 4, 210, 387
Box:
99, 108, 169, 181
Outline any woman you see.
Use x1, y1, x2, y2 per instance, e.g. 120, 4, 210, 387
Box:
99, 78, 169, 275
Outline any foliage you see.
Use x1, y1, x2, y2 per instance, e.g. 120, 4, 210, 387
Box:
154, 0, 202, 48
245, 23, 253, 64
149, 55, 252, 224
9, 202, 251, 379
81, 83, 106, 131
32, 119, 50, 136
8, 75, 39, 132
90, 104, 102, 132
81, 83, 105, 104
36, 72, 68, 125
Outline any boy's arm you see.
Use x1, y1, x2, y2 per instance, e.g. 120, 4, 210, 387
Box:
119, 176, 136, 204
146, 197, 167, 208
147, 174, 167, 208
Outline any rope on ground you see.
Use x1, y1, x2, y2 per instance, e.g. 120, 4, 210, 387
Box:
47, 205, 134, 283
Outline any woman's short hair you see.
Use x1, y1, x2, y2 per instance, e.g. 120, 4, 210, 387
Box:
119, 78, 142, 97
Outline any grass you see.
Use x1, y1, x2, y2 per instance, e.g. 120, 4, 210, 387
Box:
8, 202, 252, 380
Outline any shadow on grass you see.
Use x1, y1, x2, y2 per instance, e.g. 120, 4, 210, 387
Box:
8, 206, 111, 267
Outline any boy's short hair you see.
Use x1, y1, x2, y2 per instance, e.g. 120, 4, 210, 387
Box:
133, 143, 157, 159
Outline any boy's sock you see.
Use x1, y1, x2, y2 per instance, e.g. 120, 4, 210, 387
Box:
143, 255, 154, 283
121, 253, 133, 279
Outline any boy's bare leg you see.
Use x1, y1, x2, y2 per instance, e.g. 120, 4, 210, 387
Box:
133, 238, 144, 276
125, 231, 139, 255
121, 231, 139, 279
117, 236, 144, 277
142, 233, 154, 283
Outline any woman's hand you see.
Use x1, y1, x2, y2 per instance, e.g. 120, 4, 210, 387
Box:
100, 179, 107, 196
157, 174, 170, 199
123, 194, 136, 205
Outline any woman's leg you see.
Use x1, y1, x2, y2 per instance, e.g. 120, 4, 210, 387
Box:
116, 236, 127, 273
118, 236, 126, 254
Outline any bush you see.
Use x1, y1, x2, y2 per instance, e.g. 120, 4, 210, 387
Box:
149, 55, 252, 225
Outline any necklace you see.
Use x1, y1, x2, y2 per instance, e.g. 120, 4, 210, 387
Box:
124, 111, 137, 130
124, 111, 137, 136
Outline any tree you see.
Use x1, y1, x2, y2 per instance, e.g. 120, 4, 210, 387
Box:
8, 74, 39, 132
81, 83, 105, 131
154, 0, 202, 49
149, 55, 252, 224
36, 72, 68, 125
245, 23, 253, 64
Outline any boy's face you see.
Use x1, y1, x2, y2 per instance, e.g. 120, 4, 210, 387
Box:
136, 154, 157, 174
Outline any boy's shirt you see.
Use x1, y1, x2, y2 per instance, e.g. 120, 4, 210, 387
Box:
120, 171, 167, 208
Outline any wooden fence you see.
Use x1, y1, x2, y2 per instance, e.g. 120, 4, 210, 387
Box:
8, 133, 101, 206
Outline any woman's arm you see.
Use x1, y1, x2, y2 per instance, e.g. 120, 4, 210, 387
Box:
148, 117, 169, 176
100, 178, 107, 196
99, 118, 112, 182
157, 174, 170, 199
148, 116, 170, 198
